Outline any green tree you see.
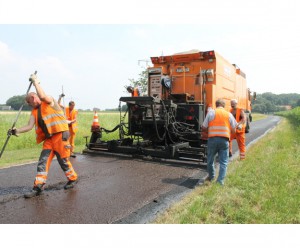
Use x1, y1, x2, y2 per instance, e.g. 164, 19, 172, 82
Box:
265, 101, 276, 113
6, 95, 31, 110
252, 93, 300, 113
252, 103, 267, 113
262, 92, 276, 104
121, 104, 127, 111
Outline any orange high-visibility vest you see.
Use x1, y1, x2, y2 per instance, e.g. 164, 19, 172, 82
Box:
66, 107, 78, 133
230, 108, 245, 133
132, 88, 139, 97
208, 108, 231, 139
32, 102, 69, 144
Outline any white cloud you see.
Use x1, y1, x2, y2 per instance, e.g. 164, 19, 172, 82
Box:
33, 56, 75, 80
131, 27, 150, 40
0, 41, 14, 62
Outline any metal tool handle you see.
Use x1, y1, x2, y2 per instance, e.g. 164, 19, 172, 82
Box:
62, 85, 66, 116
0, 71, 37, 158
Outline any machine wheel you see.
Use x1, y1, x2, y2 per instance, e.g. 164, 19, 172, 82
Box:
245, 118, 250, 133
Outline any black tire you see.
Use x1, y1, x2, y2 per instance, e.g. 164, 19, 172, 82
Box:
245, 119, 250, 133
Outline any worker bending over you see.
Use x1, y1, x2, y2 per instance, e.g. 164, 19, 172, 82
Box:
126, 86, 140, 97
8, 74, 78, 198
229, 99, 246, 160
58, 95, 78, 158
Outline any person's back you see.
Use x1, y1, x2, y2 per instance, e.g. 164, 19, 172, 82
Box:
202, 99, 237, 185
207, 108, 231, 139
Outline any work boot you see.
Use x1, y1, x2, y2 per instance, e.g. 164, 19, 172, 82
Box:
229, 152, 232, 157
24, 186, 43, 199
70, 153, 76, 158
208, 177, 215, 182
64, 179, 78, 190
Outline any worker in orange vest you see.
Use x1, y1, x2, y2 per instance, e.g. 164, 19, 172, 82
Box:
58, 95, 78, 158
8, 73, 78, 198
126, 86, 140, 97
202, 99, 237, 185
229, 99, 246, 160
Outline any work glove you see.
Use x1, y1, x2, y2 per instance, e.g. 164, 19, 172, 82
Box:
59, 93, 65, 98
29, 73, 40, 84
62, 130, 70, 141
237, 124, 242, 130
7, 128, 18, 137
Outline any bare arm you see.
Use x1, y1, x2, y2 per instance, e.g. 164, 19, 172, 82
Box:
33, 81, 54, 105
15, 115, 35, 135
68, 116, 77, 124
201, 111, 212, 139
239, 109, 246, 125
201, 126, 208, 133
229, 113, 237, 134
57, 95, 65, 109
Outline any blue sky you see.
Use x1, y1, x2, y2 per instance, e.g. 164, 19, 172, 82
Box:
0, 0, 300, 110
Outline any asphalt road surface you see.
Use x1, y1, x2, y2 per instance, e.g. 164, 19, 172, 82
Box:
0, 115, 281, 224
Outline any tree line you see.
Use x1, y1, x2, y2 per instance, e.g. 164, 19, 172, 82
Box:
1, 95, 128, 112
252, 92, 300, 113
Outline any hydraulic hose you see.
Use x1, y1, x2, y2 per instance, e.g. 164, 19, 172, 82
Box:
151, 104, 166, 142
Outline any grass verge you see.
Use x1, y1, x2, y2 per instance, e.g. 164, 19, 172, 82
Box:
0, 147, 41, 168
154, 118, 300, 223
251, 113, 267, 121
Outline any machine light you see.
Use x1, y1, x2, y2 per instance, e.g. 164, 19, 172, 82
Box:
185, 116, 193, 120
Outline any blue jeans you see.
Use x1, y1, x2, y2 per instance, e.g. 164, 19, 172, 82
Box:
207, 137, 229, 185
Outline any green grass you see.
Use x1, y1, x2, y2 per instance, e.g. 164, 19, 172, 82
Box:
251, 113, 267, 121
0, 111, 122, 168
154, 117, 300, 223
0, 148, 42, 168
276, 106, 300, 125
73, 111, 122, 148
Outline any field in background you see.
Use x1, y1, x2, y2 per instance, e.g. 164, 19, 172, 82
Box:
0, 111, 123, 167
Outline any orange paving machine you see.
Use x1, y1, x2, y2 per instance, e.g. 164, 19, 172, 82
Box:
84, 50, 255, 163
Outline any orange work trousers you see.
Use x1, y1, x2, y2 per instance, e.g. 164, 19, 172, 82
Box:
34, 132, 78, 187
69, 131, 76, 153
230, 131, 246, 160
